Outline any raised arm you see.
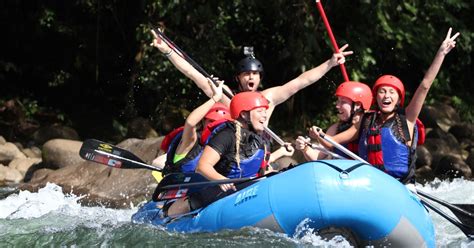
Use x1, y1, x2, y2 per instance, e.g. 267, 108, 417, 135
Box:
150, 30, 214, 98
175, 78, 223, 155
262, 44, 353, 106
405, 28, 460, 123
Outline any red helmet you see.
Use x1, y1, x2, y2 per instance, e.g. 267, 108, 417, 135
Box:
335, 81, 373, 110
372, 75, 405, 107
205, 102, 231, 121
230, 92, 269, 119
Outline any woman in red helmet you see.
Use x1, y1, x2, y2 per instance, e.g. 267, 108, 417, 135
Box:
166, 92, 279, 216
295, 81, 372, 160
358, 28, 459, 183
311, 28, 460, 184
156, 78, 230, 175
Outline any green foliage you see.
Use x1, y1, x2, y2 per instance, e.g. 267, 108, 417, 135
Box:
1, 0, 473, 142
18, 99, 40, 119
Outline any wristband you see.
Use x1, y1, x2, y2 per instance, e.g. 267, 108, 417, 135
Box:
163, 49, 173, 57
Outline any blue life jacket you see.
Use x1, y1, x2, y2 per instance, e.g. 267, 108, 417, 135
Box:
358, 111, 418, 183
209, 122, 267, 179
227, 149, 265, 179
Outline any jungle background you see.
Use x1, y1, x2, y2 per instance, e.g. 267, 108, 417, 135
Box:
1, 0, 473, 145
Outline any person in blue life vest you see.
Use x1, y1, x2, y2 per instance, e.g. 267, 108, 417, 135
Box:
295, 81, 372, 161
150, 30, 353, 125
166, 91, 286, 216
310, 28, 460, 184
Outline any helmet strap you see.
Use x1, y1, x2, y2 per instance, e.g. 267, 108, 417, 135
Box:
349, 102, 356, 121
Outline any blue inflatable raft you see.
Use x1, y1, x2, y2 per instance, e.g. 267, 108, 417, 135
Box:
132, 160, 435, 247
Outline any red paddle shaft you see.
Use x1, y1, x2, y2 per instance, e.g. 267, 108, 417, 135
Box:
315, 0, 349, 82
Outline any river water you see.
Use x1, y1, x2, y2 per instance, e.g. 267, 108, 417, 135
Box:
0, 179, 473, 247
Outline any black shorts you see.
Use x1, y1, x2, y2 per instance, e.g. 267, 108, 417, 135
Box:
188, 181, 257, 211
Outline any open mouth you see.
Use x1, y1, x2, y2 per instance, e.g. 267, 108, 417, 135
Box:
248, 82, 255, 88
382, 99, 392, 107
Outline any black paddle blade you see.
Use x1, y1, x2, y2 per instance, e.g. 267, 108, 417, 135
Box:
152, 173, 207, 201
79, 148, 125, 169
153, 188, 190, 201
418, 190, 474, 239
80, 139, 161, 171
157, 173, 208, 192
453, 204, 474, 230
81, 139, 145, 163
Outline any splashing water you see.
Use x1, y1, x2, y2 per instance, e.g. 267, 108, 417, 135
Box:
0, 180, 473, 247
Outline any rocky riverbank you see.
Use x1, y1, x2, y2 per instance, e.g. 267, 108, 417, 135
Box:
1, 103, 472, 208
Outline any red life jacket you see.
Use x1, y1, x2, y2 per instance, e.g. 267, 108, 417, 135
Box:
257, 144, 271, 177
367, 124, 384, 170
160, 126, 185, 152
347, 142, 359, 154
416, 118, 425, 145
200, 119, 229, 145
335, 121, 360, 159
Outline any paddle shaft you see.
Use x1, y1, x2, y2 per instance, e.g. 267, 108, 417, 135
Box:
315, 0, 349, 82
159, 177, 254, 191
317, 131, 367, 163
417, 190, 474, 219
154, 28, 234, 100
303, 139, 344, 159
420, 199, 474, 239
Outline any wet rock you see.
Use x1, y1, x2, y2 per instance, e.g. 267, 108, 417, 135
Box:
415, 146, 432, 169
423, 138, 452, 158
0, 136, 6, 145
21, 137, 164, 208
32, 124, 80, 145
42, 139, 83, 169
127, 117, 159, 139
9, 157, 42, 176
21, 146, 42, 159
466, 152, 474, 173
117, 137, 164, 163
433, 155, 471, 179
449, 123, 474, 141
426, 128, 460, 151
419, 104, 460, 131
0, 142, 26, 164
0, 164, 23, 183
415, 165, 435, 183
0, 163, 4, 183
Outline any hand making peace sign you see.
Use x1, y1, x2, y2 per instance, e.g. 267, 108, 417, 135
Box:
438, 27, 460, 56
